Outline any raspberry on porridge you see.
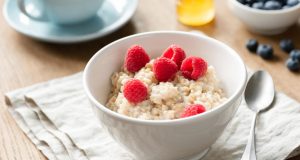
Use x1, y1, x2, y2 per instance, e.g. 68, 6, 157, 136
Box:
106, 44, 227, 120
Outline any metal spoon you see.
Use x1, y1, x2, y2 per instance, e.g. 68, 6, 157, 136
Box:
241, 70, 275, 160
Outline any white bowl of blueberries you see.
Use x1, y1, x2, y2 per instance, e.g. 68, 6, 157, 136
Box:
229, 0, 300, 35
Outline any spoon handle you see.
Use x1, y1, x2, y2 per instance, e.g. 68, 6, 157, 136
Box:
241, 112, 258, 160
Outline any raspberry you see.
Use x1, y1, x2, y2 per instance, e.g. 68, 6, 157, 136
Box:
123, 79, 148, 104
180, 104, 206, 118
153, 57, 178, 82
162, 45, 186, 68
180, 56, 207, 80
124, 45, 150, 73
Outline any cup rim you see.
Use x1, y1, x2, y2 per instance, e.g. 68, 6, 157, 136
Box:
230, 0, 300, 15
83, 31, 247, 125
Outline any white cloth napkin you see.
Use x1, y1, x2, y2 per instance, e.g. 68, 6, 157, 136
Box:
5, 72, 300, 160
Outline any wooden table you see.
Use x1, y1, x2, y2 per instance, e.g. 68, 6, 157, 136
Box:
0, 0, 299, 159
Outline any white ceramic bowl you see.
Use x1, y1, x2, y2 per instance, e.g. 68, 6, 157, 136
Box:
83, 31, 247, 160
229, 0, 300, 35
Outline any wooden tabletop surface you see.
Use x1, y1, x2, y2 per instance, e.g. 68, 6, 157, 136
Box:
0, 0, 299, 159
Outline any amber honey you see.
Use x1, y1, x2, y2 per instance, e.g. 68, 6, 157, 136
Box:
177, 0, 215, 26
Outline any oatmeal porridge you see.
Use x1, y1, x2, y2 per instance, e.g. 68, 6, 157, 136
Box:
106, 44, 227, 120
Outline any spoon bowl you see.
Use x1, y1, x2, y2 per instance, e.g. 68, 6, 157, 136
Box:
245, 70, 275, 113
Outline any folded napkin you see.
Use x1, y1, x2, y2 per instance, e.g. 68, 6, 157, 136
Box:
5, 72, 300, 160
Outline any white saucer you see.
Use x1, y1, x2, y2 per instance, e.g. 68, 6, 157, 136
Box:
3, 0, 138, 43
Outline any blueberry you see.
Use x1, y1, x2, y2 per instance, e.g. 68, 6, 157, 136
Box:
246, 39, 259, 52
252, 2, 264, 9
286, 58, 300, 71
245, 0, 256, 4
287, 0, 299, 6
257, 44, 273, 59
277, 0, 286, 5
237, 0, 247, 4
290, 49, 300, 61
255, 0, 267, 2
264, 1, 282, 10
279, 39, 294, 53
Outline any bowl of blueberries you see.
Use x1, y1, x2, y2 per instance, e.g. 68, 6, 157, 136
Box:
229, 0, 300, 35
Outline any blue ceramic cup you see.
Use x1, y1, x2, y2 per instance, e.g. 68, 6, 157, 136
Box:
17, 0, 104, 25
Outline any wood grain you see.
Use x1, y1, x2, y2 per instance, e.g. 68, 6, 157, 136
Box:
0, 0, 299, 159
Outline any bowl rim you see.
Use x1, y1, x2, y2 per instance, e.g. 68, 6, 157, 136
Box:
83, 31, 247, 125
230, 0, 300, 14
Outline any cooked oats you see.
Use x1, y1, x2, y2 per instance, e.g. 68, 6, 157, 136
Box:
106, 60, 227, 120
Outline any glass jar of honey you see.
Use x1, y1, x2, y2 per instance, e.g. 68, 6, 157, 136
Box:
177, 0, 215, 26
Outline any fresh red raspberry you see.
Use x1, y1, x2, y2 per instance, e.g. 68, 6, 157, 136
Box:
123, 79, 148, 104
124, 45, 150, 73
162, 44, 186, 68
180, 56, 207, 80
153, 57, 178, 82
180, 104, 206, 118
